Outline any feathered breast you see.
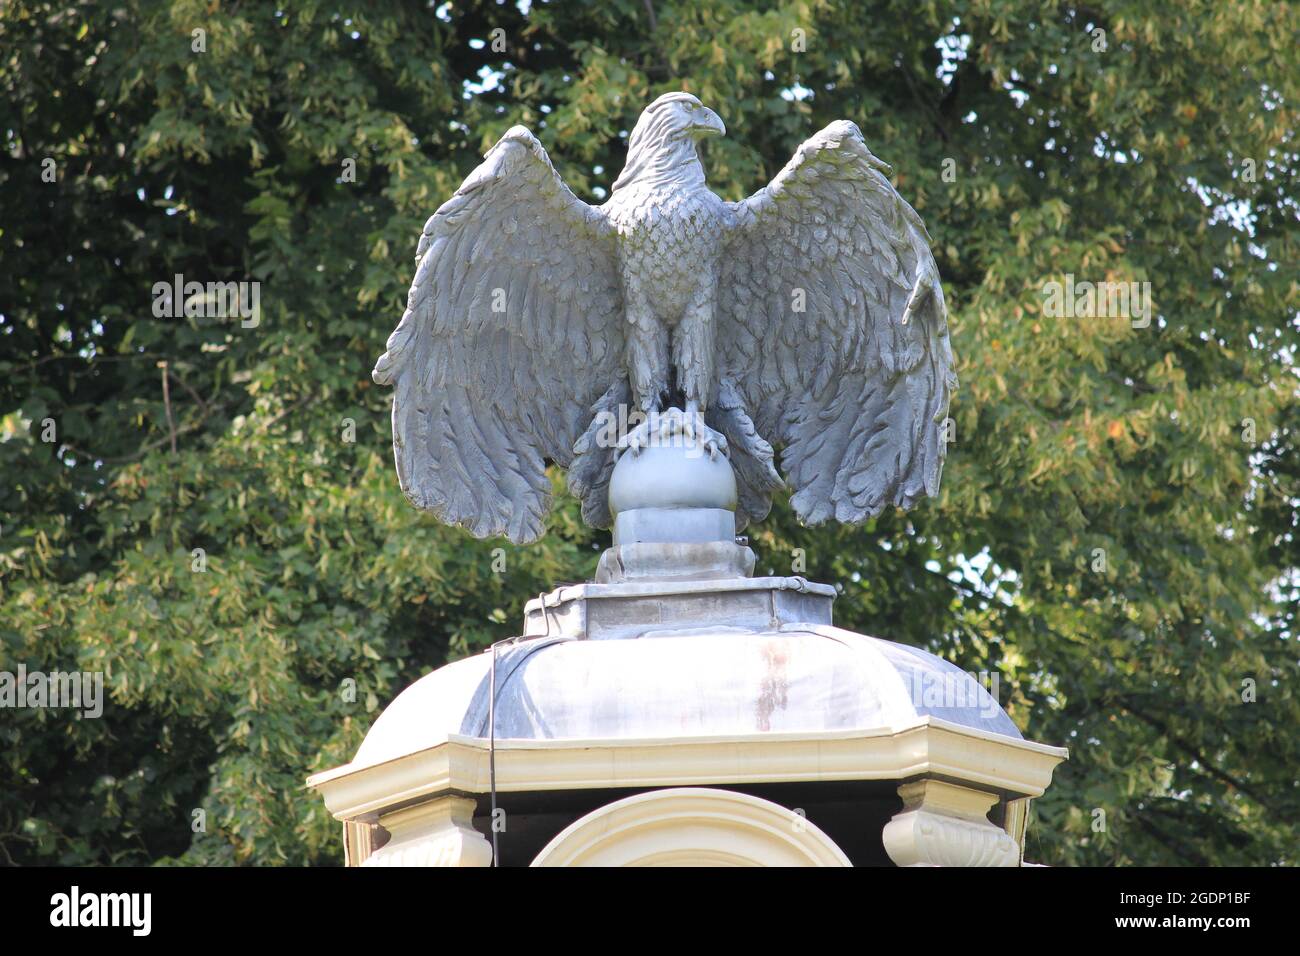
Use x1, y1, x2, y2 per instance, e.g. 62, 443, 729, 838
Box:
605, 185, 725, 314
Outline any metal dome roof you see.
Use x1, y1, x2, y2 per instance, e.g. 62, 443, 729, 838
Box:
353, 576, 1021, 770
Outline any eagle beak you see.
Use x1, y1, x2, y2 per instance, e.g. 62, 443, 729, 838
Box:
692, 107, 726, 138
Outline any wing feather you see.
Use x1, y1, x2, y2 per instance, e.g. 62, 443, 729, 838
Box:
373, 127, 623, 543
718, 121, 956, 527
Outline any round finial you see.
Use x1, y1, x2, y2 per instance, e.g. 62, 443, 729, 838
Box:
608, 408, 737, 517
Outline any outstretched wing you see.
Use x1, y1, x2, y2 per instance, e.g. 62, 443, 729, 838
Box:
717, 120, 957, 527
373, 127, 624, 544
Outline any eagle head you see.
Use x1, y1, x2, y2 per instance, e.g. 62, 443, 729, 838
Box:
632, 91, 726, 145
612, 92, 725, 193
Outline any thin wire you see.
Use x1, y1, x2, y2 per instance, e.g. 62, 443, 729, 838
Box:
536, 590, 551, 638
489, 639, 499, 867
488, 597, 555, 868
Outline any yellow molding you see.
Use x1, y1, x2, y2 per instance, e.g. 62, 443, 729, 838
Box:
309, 716, 1067, 824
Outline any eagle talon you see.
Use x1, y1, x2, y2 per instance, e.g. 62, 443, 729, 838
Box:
683, 407, 727, 461
618, 413, 661, 457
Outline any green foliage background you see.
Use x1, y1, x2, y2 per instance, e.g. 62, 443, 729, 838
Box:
1, 0, 1296, 866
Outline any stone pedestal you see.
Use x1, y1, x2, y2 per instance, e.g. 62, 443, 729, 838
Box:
309, 415, 1067, 865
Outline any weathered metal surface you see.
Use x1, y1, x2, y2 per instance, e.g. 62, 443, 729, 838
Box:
372, 92, 955, 543
523, 575, 835, 640
351, 572, 1021, 771
351, 618, 1020, 770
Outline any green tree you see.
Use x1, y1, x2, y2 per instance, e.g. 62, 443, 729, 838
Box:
1, 0, 1295, 865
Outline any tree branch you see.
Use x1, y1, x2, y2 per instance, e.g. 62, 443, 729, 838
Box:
159, 361, 178, 455
1119, 699, 1278, 815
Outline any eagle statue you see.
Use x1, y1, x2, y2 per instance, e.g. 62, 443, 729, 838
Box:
373, 92, 957, 545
